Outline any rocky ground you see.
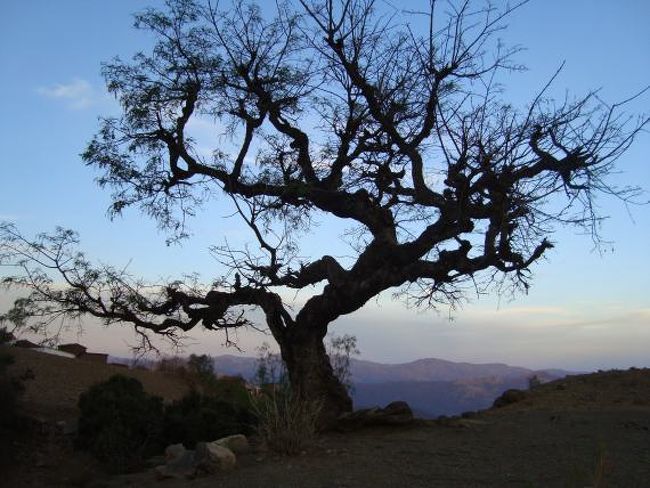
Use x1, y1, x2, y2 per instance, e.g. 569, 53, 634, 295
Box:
4, 346, 650, 488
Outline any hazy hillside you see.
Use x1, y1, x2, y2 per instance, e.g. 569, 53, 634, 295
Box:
353, 376, 531, 417
211, 354, 570, 382
349, 357, 563, 383
209, 354, 571, 417
6, 346, 190, 421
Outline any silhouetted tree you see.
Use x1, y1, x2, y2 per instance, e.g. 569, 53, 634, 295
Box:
0, 0, 647, 421
188, 353, 215, 379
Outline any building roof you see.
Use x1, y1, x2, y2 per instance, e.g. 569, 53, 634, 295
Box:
80, 352, 108, 363
57, 343, 88, 356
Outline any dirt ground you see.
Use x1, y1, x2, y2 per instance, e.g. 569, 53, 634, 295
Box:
4, 346, 650, 488
102, 408, 649, 488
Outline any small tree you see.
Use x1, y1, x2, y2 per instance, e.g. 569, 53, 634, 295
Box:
328, 334, 359, 394
253, 342, 287, 388
0, 0, 647, 423
0, 327, 14, 344
0, 346, 23, 470
254, 334, 358, 392
528, 374, 542, 389
187, 353, 216, 386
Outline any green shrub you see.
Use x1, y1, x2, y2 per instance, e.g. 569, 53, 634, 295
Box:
0, 344, 26, 427
0, 346, 26, 468
77, 375, 164, 473
162, 390, 255, 448
204, 375, 252, 407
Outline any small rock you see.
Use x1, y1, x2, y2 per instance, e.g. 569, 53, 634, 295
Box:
165, 443, 187, 462
195, 442, 236, 473
213, 434, 250, 454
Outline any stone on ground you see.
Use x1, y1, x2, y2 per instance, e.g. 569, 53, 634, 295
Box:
213, 434, 250, 454
195, 442, 237, 473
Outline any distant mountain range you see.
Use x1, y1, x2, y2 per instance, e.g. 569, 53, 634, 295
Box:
209, 354, 574, 418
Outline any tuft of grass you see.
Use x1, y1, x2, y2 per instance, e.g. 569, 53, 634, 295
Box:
591, 444, 612, 488
562, 443, 612, 488
251, 389, 322, 455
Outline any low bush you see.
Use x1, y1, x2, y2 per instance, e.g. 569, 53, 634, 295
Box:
77, 373, 256, 471
163, 389, 255, 448
0, 350, 22, 428
77, 375, 164, 473
204, 375, 252, 406
492, 388, 527, 408
0, 346, 25, 467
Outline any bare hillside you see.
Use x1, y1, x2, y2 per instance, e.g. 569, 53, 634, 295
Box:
4, 345, 189, 420
490, 368, 650, 411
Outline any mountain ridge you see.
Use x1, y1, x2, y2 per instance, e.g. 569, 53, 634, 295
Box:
205, 354, 575, 417
207, 353, 575, 384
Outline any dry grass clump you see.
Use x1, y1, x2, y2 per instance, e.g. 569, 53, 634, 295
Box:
251, 389, 322, 455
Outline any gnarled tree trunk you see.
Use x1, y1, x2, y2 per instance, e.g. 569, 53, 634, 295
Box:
276, 321, 352, 425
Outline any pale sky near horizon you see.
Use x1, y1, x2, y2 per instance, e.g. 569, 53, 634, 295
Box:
0, 1, 648, 372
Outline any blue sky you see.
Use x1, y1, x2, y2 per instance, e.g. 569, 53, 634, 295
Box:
1, 1, 648, 370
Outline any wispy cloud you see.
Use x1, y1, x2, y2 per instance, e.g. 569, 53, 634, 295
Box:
37, 78, 96, 109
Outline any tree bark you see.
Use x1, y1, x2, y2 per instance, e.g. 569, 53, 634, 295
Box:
277, 322, 353, 425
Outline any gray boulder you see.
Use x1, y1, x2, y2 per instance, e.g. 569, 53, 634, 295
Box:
213, 434, 250, 454
164, 443, 187, 462
195, 442, 237, 473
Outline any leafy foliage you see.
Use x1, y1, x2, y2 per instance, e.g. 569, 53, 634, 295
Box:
76, 372, 255, 470
162, 389, 255, 449
328, 334, 360, 394
77, 375, 164, 473
187, 353, 215, 380
253, 342, 287, 387
0, 327, 14, 344
0, 347, 23, 468
0, 330, 24, 432
254, 334, 359, 393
